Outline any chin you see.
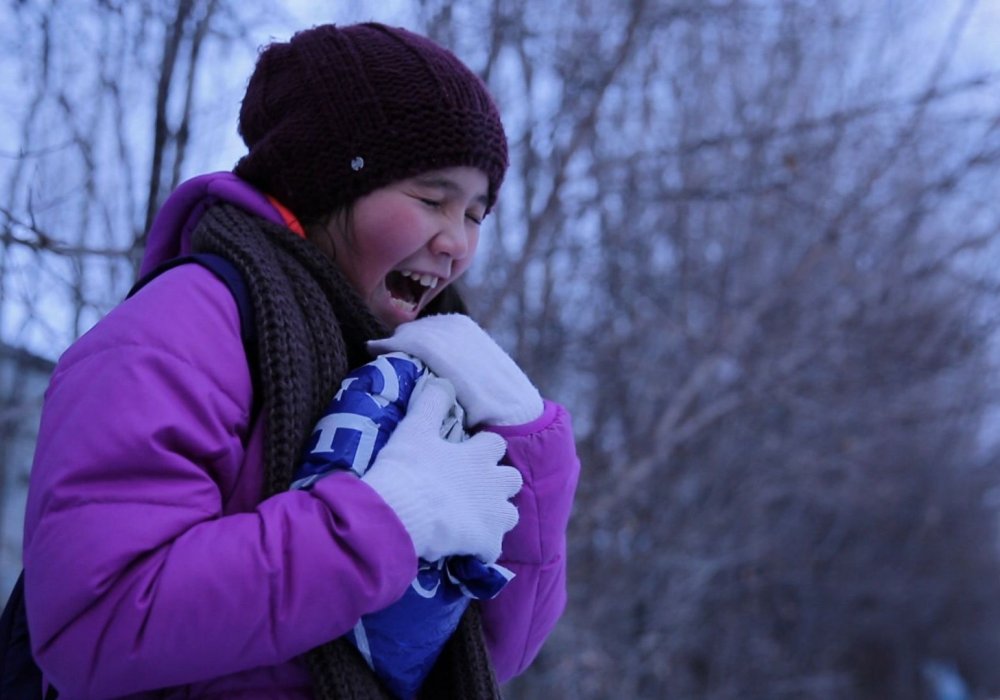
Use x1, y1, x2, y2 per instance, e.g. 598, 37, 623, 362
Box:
374, 301, 419, 330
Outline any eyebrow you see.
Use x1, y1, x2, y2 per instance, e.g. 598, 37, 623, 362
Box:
414, 175, 489, 208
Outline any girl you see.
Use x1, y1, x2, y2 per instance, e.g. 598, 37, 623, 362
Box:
22, 22, 580, 700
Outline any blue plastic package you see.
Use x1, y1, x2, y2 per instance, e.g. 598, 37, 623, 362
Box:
291, 352, 514, 699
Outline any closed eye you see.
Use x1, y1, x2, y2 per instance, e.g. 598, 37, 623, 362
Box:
413, 191, 483, 225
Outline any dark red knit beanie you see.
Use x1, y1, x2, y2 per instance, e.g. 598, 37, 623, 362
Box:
234, 23, 508, 223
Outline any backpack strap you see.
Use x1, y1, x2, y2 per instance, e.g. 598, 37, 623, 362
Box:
128, 253, 259, 395
0, 571, 53, 698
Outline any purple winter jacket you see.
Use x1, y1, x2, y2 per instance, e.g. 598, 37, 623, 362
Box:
22, 173, 581, 699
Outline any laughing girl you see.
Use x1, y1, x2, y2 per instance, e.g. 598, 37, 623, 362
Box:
22, 21, 580, 700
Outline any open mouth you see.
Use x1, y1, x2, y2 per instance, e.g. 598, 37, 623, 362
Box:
385, 269, 441, 312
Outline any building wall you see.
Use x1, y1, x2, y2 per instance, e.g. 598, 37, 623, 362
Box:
0, 344, 54, 600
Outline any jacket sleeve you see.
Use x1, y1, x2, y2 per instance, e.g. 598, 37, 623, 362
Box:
22, 265, 417, 699
479, 401, 581, 683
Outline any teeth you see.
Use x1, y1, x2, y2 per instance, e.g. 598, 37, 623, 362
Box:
400, 270, 439, 289
390, 296, 417, 312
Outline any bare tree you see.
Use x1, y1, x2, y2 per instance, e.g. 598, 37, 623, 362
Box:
418, 0, 1000, 697
0, 0, 270, 350
3, 0, 1000, 697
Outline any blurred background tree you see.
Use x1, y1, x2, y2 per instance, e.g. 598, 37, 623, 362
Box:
3, 0, 1000, 697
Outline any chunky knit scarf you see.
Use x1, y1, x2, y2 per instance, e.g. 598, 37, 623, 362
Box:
190, 204, 500, 700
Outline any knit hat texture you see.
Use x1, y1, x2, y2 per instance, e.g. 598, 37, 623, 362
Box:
234, 22, 508, 223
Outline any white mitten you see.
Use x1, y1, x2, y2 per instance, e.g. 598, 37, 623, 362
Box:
367, 314, 543, 427
361, 376, 523, 563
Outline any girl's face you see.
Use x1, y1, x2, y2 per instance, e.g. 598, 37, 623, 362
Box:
313, 166, 489, 329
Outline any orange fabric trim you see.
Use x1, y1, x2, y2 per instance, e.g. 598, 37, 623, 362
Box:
265, 195, 307, 239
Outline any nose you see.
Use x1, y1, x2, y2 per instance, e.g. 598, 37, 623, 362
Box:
429, 218, 471, 260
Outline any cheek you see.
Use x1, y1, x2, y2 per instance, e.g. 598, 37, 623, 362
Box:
458, 227, 481, 272
353, 207, 425, 262
469, 227, 481, 257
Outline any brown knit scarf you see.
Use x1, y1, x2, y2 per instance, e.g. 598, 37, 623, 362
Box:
189, 203, 501, 700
